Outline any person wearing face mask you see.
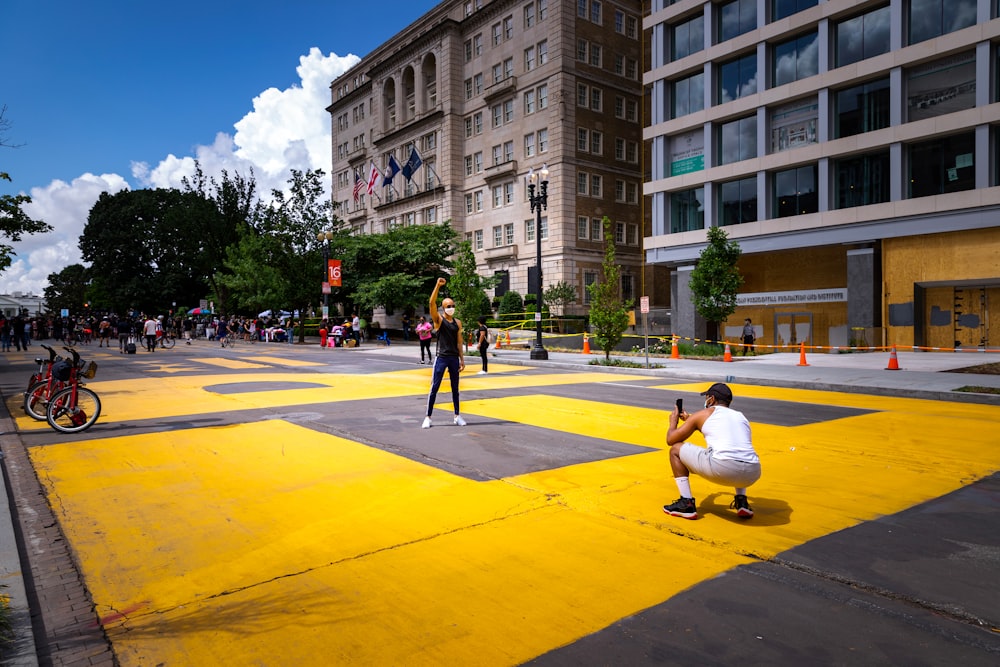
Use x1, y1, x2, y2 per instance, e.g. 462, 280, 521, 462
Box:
663, 383, 761, 520
422, 277, 466, 428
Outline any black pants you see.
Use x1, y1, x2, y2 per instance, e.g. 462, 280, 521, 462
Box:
419, 338, 432, 362
479, 343, 489, 372
742, 335, 754, 355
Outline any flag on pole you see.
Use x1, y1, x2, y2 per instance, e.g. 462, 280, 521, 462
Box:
366, 162, 380, 195
401, 147, 423, 182
352, 171, 364, 204
383, 155, 401, 186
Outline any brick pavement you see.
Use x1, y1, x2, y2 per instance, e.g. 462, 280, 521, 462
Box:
1, 410, 116, 667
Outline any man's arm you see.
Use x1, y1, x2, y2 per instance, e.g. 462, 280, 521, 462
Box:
667, 408, 709, 446
429, 277, 446, 329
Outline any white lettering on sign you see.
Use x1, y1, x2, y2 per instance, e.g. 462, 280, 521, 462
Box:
736, 288, 848, 307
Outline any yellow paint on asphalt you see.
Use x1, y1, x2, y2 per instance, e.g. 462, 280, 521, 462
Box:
239, 355, 324, 367
193, 358, 271, 369
21, 372, 1000, 665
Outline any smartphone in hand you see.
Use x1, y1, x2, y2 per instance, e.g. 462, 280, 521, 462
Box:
675, 398, 683, 412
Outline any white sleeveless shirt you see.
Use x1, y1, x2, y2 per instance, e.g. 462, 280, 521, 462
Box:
700, 405, 759, 463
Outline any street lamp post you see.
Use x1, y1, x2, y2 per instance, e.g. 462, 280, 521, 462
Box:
317, 231, 333, 314
527, 165, 549, 360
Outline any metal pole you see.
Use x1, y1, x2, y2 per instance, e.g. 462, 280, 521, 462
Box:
529, 174, 548, 360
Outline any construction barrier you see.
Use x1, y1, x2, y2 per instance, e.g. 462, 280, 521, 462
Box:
886, 345, 900, 371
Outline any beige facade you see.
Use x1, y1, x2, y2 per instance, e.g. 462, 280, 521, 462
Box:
645, 0, 1000, 350
328, 0, 645, 323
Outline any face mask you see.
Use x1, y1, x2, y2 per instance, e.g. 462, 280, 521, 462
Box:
444, 307, 456, 316
704, 398, 711, 410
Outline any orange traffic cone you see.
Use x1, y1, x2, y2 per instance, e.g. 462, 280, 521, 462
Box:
797, 341, 810, 366
671, 335, 680, 359
505, 330, 511, 347
496, 331, 503, 349
885, 345, 900, 371
723, 342, 733, 362
582, 333, 591, 354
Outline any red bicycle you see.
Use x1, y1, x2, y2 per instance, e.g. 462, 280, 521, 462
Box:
45, 347, 101, 433
23, 344, 64, 421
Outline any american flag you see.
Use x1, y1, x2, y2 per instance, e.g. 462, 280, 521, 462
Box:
366, 162, 380, 195
352, 171, 364, 204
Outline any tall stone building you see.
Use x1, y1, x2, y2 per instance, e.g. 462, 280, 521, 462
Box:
645, 0, 1000, 350
328, 0, 645, 324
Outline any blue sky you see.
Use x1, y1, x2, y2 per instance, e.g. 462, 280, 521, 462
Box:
1, 0, 433, 294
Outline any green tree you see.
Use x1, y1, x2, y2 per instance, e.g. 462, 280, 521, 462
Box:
497, 290, 524, 328
218, 169, 333, 342
447, 240, 497, 343
689, 226, 743, 340
0, 107, 53, 272
336, 222, 457, 315
543, 280, 577, 315
43, 264, 89, 316
587, 216, 632, 360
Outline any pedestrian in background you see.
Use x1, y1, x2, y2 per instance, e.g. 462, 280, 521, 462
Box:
741, 318, 756, 356
416, 316, 433, 364
143, 315, 158, 352
476, 316, 490, 375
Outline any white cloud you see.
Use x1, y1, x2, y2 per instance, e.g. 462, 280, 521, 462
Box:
0, 49, 359, 296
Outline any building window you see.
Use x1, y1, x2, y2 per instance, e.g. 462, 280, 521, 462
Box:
908, 133, 975, 197
590, 44, 602, 68
474, 34, 482, 56
774, 165, 818, 217
615, 222, 626, 244
493, 184, 503, 207
538, 41, 548, 65
615, 137, 625, 160
524, 89, 536, 114
835, 5, 890, 68
835, 78, 890, 138
539, 0, 547, 21
578, 39, 588, 62
719, 177, 758, 227
492, 22, 502, 45
669, 129, 705, 177
719, 0, 756, 43
504, 57, 514, 80
621, 275, 634, 302
626, 182, 638, 203
718, 53, 757, 104
719, 116, 757, 165
583, 272, 597, 305
538, 128, 548, 152
525, 46, 535, 71
626, 15, 637, 39
773, 32, 819, 86
504, 222, 515, 245
466, 194, 474, 214
526, 218, 535, 242
772, 0, 817, 22
591, 131, 603, 155
474, 229, 483, 250
525, 133, 536, 157
836, 151, 890, 208
615, 179, 625, 201
493, 225, 503, 247
627, 223, 639, 245
578, 172, 589, 195
771, 99, 818, 152
475, 190, 484, 212
591, 217, 604, 240
578, 216, 589, 239
673, 14, 704, 61
525, 3, 535, 28
504, 181, 514, 204
906, 52, 976, 123
474, 74, 483, 95
672, 72, 705, 118
591, 175, 602, 197
465, 155, 474, 176
590, 88, 602, 111
504, 16, 513, 39
474, 152, 483, 173
909, 0, 976, 45
614, 10, 625, 33
465, 117, 473, 138
671, 188, 705, 232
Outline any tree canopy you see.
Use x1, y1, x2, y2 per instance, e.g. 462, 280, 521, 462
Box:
1, 106, 54, 272
689, 226, 743, 335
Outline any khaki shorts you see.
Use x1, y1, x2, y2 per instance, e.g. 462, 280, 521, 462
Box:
678, 443, 761, 488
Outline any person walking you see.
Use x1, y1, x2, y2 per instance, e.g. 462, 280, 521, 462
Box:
143, 315, 158, 352
98, 318, 111, 347
401, 313, 412, 341
416, 316, 433, 364
351, 313, 361, 347
118, 317, 134, 353
476, 316, 490, 375
421, 278, 466, 428
741, 318, 756, 356
663, 383, 761, 520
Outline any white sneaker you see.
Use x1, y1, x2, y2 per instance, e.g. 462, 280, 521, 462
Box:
477, 370, 487, 375
421, 417, 432, 429
454, 415, 467, 426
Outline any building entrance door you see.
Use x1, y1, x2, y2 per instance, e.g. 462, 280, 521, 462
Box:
774, 312, 813, 349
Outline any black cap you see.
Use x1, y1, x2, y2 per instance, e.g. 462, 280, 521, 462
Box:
700, 382, 733, 403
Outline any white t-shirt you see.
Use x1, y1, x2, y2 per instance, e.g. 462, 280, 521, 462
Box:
701, 405, 759, 463
143, 319, 158, 335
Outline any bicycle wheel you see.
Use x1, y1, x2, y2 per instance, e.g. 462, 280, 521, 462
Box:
161, 335, 175, 349
23, 380, 53, 421
46, 386, 102, 433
